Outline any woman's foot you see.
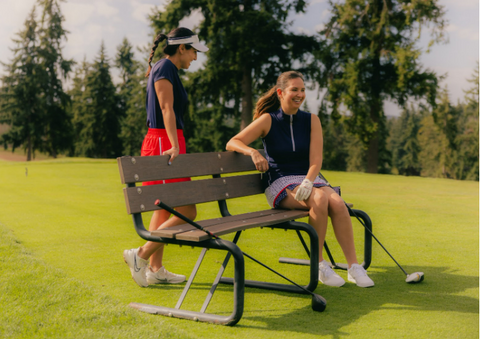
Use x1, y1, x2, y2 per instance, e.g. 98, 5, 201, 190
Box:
348, 263, 375, 287
318, 260, 345, 287
123, 248, 148, 287
146, 266, 186, 284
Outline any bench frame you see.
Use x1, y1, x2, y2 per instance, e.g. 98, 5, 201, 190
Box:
118, 151, 372, 326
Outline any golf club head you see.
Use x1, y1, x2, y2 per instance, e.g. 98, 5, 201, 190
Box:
405, 272, 424, 283
311, 294, 327, 312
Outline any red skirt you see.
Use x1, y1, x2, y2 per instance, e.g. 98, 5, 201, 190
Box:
140, 128, 191, 186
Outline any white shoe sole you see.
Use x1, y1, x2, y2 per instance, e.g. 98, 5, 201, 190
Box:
123, 250, 148, 287
348, 275, 374, 288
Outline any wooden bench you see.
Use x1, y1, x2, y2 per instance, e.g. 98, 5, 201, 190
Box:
117, 150, 372, 326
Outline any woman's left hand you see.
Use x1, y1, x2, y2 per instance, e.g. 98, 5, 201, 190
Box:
163, 147, 179, 164
250, 149, 269, 173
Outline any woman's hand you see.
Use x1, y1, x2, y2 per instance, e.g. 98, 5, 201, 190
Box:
251, 149, 269, 173
163, 147, 179, 164
295, 178, 313, 201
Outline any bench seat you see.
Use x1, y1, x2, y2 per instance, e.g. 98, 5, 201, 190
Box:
152, 209, 309, 241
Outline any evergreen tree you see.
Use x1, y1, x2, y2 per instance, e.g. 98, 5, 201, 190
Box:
418, 113, 447, 178
73, 42, 122, 158
395, 107, 421, 176
149, 1, 319, 152
0, 7, 42, 160
36, 0, 75, 158
456, 63, 479, 180
1, 0, 73, 160
69, 58, 90, 156
115, 38, 146, 156
315, 0, 446, 173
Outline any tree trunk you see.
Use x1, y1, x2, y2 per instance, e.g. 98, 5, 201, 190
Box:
240, 65, 253, 130
366, 134, 379, 173
26, 134, 32, 162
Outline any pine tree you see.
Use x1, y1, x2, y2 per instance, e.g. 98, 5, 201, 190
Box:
115, 38, 146, 156
1, 0, 73, 160
0, 7, 42, 160
396, 107, 421, 176
73, 42, 122, 158
36, 0, 75, 157
456, 63, 479, 180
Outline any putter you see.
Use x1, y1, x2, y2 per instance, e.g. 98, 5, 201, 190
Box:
155, 199, 327, 312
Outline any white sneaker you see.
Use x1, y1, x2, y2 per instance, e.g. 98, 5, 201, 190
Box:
123, 248, 148, 287
146, 266, 186, 285
318, 260, 345, 287
348, 263, 375, 287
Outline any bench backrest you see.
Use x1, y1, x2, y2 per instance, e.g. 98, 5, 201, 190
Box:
117, 151, 264, 215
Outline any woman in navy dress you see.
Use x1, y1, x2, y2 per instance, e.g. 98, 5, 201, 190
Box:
226, 71, 374, 288
123, 28, 208, 288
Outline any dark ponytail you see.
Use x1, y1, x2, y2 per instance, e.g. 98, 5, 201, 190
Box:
145, 27, 196, 78
145, 33, 167, 77
253, 71, 304, 120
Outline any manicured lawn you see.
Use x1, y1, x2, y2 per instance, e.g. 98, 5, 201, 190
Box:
0, 158, 478, 338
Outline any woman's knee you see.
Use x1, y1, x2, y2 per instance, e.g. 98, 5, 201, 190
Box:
308, 189, 328, 213
328, 194, 347, 215
179, 204, 197, 220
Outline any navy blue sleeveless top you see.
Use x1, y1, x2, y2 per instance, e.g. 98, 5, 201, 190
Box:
262, 108, 312, 189
145, 58, 188, 130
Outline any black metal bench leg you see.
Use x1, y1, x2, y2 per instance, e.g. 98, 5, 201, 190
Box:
129, 239, 245, 326
200, 231, 243, 313
220, 221, 319, 294
175, 247, 208, 309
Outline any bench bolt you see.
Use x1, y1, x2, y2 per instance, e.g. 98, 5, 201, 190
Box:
140, 204, 145, 211
134, 174, 139, 181
131, 157, 136, 164
137, 188, 142, 194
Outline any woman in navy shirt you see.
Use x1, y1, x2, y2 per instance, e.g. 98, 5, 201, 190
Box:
226, 71, 374, 288
123, 28, 208, 288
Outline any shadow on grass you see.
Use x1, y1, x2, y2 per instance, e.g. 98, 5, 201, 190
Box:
236, 265, 479, 334
129, 265, 478, 335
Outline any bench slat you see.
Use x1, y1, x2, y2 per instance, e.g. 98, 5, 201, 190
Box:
151, 209, 309, 242
118, 151, 262, 184
151, 210, 294, 238
123, 174, 263, 214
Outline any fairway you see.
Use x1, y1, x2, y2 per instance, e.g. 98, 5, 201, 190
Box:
0, 158, 478, 339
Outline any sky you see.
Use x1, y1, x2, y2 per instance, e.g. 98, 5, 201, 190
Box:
0, 0, 478, 117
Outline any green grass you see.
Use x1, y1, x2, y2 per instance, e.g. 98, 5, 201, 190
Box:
0, 158, 478, 338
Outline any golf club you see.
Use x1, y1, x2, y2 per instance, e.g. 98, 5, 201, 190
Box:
345, 203, 424, 283
155, 199, 327, 312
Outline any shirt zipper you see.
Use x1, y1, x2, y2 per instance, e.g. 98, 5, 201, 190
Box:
290, 115, 296, 152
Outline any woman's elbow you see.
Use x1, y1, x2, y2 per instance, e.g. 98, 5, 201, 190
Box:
226, 139, 235, 152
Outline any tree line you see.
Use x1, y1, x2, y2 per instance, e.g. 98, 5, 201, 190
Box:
0, 0, 478, 181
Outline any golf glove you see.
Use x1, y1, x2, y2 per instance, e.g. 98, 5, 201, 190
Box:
295, 178, 313, 201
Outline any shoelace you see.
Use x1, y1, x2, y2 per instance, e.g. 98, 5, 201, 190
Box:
350, 265, 367, 278
319, 264, 334, 277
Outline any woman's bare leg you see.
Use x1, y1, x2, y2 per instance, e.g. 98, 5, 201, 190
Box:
279, 187, 329, 262
137, 204, 197, 271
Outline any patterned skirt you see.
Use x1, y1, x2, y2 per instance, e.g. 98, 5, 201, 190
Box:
264, 175, 329, 208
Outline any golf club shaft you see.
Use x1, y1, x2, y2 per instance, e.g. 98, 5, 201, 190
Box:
155, 199, 317, 297
342, 202, 408, 276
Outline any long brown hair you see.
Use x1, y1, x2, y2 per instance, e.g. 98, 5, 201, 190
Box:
145, 27, 195, 77
253, 71, 305, 120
